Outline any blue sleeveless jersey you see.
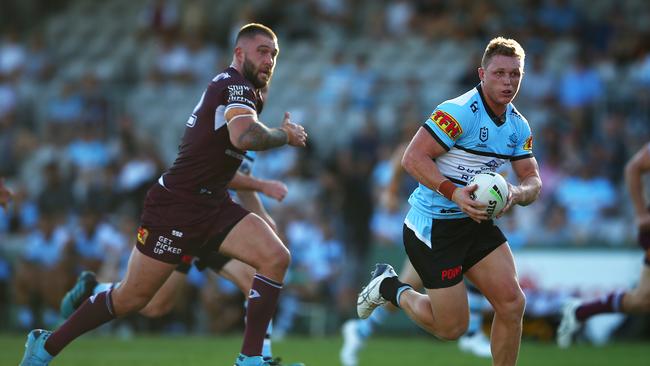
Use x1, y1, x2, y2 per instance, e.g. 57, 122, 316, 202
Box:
408, 85, 534, 219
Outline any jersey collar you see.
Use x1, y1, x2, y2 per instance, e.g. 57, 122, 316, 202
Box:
476, 84, 507, 127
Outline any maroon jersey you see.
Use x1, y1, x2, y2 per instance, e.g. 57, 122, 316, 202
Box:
159, 67, 264, 207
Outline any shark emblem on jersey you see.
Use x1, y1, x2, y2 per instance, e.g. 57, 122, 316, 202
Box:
430, 110, 463, 140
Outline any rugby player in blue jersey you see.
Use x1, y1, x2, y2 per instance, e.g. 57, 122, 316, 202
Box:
357, 37, 542, 366
557, 142, 650, 348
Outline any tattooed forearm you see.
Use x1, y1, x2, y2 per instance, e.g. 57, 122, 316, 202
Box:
237, 122, 288, 151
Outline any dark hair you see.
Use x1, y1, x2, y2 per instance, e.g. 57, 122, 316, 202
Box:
235, 23, 277, 45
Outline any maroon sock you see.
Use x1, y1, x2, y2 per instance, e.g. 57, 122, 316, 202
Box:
45, 290, 116, 356
575, 291, 626, 322
241, 274, 282, 357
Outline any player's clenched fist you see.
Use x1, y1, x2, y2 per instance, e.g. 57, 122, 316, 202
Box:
280, 112, 307, 147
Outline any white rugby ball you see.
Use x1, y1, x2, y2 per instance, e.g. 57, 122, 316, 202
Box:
468, 172, 509, 219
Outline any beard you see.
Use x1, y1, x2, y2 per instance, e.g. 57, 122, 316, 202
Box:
242, 57, 269, 89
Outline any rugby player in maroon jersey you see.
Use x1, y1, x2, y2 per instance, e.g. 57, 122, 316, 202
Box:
20, 23, 307, 366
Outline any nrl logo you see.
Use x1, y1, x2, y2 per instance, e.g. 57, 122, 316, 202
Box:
479, 127, 488, 142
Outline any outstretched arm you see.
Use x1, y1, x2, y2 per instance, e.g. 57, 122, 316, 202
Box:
625, 143, 650, 231
228, 172, 288, 202
226, 108, 306, 151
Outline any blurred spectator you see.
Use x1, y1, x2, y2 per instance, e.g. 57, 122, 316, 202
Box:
558, 51, 604, 130
71, 207, 122, 274
12, 207, 74, 329
385, 0, 414, 37
554, 160, 617, 244
0, 28, 26, 79
150, 33, 192, 83
138, 0, 180, 37
184, 33, 220, 83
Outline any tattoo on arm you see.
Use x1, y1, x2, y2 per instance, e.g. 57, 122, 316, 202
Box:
237, 122, 288, 151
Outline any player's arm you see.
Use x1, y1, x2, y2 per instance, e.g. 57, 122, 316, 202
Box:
0, 178, 12, 209
236, 190, 278, 233
625, 143, 650, 231
402, 128, 488, 222
226, 108, 306, 151
498, 157, 542, 217
382, 143, 408, 211
228, 171, 288, 202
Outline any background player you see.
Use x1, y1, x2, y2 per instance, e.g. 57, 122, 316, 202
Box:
356, 37, 541, 366
557, 141, 650, 348
20, 23, 307, 366
340, 143, 491, 366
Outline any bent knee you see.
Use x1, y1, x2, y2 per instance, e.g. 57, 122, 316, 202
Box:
113, 291, 154, 315
436, 325, 468, 341
264, 241, 291, 270
140, 301, 174, 318
494, 288, 526, 318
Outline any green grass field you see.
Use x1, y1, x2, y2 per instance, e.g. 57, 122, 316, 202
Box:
1, 333, 647, 366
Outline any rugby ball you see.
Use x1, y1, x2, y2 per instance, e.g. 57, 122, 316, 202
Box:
468, 172, 509, 219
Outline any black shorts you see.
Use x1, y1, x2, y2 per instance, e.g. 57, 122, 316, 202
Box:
403, 217, 506, 289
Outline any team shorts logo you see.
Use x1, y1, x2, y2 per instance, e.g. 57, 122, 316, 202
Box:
137, 227, 149, 245
523, 135, 533, 151
441, 265, 462, 281
430, 110, 462, 140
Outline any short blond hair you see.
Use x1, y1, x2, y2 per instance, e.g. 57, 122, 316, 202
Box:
481, 37, 525, 68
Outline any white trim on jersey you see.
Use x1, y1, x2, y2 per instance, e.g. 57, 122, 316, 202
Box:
225, 103, 256, 114
227, 113, 255, 124
404, 216, 433, 249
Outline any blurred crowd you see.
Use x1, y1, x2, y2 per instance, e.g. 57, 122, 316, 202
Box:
1, 0, 650, 335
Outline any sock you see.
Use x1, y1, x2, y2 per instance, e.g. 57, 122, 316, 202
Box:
44, 290, 116, 356
262, 321, 273, 359
93, 282, 118, 295
466, 290, 486, 336
241, 274, 282, 357
244, 300, 274, 360
575, 291, 626, 322
379, 276, 412, 308
357, 306, 388, 339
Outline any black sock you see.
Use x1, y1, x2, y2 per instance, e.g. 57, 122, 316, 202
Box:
379, 276, 409, 307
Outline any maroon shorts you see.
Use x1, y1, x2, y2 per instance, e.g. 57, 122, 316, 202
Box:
135, 184, 249, 264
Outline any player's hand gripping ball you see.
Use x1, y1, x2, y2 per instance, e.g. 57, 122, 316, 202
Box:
468, 172, 509, 219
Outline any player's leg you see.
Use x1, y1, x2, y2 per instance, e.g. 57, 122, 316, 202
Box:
61, 255, 194, 320
621, 264, 650, 312
217, 213, 290, 365
139, 270, 188, 318
20, 247, 176, 365
341, 257, 422, 365
557, 243, 650, 348
458, 283, 492, 358
465, 243, 525, 366
359, 215, 483, 340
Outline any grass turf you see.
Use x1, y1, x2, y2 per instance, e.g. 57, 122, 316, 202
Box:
1, 333, 648, 365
